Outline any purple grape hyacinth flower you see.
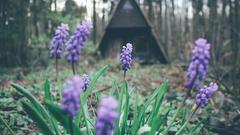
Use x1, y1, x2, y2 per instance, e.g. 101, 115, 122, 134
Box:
96, 96, 119, 135
81, 74, 90, 91
61, 76, 84, 118
50, 23, 69, 59
65, 21, 92, 63
184, 38, 211, 90
120, 43, 133, 71
195, 82, 218, 108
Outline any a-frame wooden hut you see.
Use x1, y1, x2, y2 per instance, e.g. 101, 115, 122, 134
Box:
98, 0, 168, 63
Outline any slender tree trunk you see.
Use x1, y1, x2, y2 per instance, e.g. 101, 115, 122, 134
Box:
163, 0, 169, 58
93, 0, 97, 44
183, 0, 190, 61
192, 0, 204, 39
33, 0, 39, 37
158, 0, 162, 34
54, 0, 57, 11
146, 0, 153, 21
233, 0, 239, 91
208, 0, 218, 70
170, 0, 179, 60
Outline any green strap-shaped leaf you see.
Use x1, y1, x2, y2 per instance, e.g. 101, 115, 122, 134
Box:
45, 101, 83, 135
83, 65, 110, 101
148, 81, 168, 124
0, 115, 15, 135
149, 109, 170, 135
44, 80, 53, 101
163, 107, 181, 135
11, 83, 60, 135
131, 81, 168, 135
80, 97, 93, 135
22, 101, 55, 135
119, 81, 129, 134
190, 119, 204, 134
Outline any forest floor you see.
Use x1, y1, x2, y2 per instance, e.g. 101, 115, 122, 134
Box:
0, 57, 239, 135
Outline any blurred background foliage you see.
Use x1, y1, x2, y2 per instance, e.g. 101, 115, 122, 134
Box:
0, 0, 239, 96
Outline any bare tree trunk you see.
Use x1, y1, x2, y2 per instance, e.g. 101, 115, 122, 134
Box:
32, 0, 39, 37
164, 0, 169, 59
54, 0, 57, 11
218, 0, 227, 63
158, 0, 162, 34
208, 0, 218, 69
170, 0, 179, 60
183, 0, 190, 61
192, 0, 205, 39
93, 0, 97, 44
146, 0, 153, 21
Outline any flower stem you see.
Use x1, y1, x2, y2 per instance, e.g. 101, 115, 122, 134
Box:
55, 58, 58, 81
182, 89, 191, 105
70, 117, 73, 135
123, 71, 126, 81
72, 61, 76, 75
183, 75, 197, 103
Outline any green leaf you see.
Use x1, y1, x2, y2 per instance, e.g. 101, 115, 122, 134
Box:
190, 119, 204, 134
0, 115, 15, 135
119, 81, 129, 134
175, 119, 188, 135
45, 101, 83, 135
148, 109, 170, 135
22, 101, 55, 135
163, 107, 181, 135
11, 83, 47, 116
80, 97, 93, 135
148, 81, 168, 124
147, 81, 168, 135
113, 81, 121, 135
77, 65, 109, 127
157, 109, 170, 132
83, 65, 110, 101
44, 80, 52, 101
11, 83, 60, 135
131, 81, 168, 135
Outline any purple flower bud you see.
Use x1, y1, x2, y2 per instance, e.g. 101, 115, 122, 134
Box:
185, 38, 211, 90
120, 43, 133, 71
195, 82, 218, 108
61, 76, 84, 118
50, 23, 69, 59
81, 74, 90, 91
65, 21, 92, 63
96, 96, 119, 135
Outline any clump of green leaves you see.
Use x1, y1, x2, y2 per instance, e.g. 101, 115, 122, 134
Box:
4, 64, 211, 135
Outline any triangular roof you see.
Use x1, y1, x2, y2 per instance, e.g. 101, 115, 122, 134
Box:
108, 0, 148, 28
98, 0, 168, 63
